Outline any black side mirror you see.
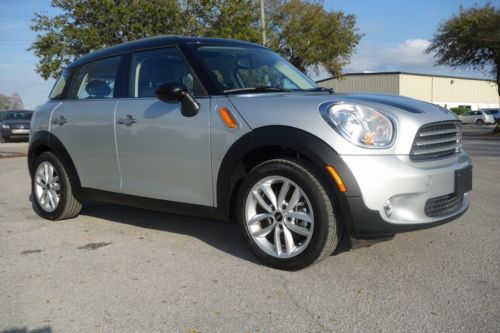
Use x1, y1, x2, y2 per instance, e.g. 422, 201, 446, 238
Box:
155, 83, 200, 117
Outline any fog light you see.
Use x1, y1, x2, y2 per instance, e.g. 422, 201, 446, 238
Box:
384, 200, 393, 217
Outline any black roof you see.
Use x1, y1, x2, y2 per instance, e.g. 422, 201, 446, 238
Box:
316, 71, 495, 83
68, 35, 264, 69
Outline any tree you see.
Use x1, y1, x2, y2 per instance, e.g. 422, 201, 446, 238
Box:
426, 3, 500, 95
30, 0, 361, 80
266, 0, 361, 77
427, 3, 500, 134
10, 93, 24, 109
181, 0, 260, 42
0, 93, 23, 110
30, 0, 183, 79
0, 94, 9, 111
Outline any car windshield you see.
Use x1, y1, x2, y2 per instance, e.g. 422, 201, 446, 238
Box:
5, 111, 33, 121
192, 45, 317, 93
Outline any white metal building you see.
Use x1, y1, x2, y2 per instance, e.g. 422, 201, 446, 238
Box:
317, 72, 499, 110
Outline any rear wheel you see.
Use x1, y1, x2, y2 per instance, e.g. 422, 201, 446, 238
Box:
32, 152, 82, 220
476, 119, 484, 125
237, 158, 340, 270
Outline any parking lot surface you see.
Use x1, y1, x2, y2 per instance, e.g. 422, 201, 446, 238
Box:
1, 131, 499, 333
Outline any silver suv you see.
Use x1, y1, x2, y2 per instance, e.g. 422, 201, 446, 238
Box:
459, 110, 496, 125
29, 36, 472, 270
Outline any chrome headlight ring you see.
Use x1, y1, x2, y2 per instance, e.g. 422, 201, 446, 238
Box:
319, 101, 396, 149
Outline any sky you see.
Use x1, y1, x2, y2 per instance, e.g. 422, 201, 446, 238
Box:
0, 0, 496, 109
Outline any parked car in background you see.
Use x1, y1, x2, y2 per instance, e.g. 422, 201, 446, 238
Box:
459, 110, 496, 125
28, 36, 472, 270
480, 108, 500, 124
0, 110, 34, 143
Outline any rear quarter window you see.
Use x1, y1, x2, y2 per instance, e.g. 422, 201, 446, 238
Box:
49, 70, 71, 100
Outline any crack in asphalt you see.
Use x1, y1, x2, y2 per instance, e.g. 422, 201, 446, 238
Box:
282, 279, 334, 333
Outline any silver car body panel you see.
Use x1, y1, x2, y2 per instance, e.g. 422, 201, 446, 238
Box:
32, 91, 472, 226
227, 92, 460, 156
209, 96, 252, 204
30, 101, 59, 135
227, 92, 472, 224
342, 152, 470, 224
115, 97, 213, 206
49, 99, 121, 192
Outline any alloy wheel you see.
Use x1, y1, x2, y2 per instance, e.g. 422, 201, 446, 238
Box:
244, 176, 314, 259
34, 161, 61, 213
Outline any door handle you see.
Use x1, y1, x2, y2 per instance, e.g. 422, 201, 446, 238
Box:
51, 116, 67, 126
116, 115, 137, 127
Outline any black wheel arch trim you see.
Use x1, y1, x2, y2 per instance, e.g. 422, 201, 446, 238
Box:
28, 130, 82, 194
216, 125, 362, 213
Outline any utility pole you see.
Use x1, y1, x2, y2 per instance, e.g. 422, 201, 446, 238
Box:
260, 0, 267, 46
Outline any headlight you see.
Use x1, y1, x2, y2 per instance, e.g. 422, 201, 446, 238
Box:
320, 103, 395, 148
1, 124, 9, 129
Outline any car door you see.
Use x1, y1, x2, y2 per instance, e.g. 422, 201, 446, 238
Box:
50, 56, 122, 192
462, 111, 472, 123
115, 47, 212, 206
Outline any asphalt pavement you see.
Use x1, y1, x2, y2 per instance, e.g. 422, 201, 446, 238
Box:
0, 129, 499, 332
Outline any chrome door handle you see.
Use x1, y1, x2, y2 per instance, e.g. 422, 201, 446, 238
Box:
51, 116, 67, 126
116, 115, 137, 127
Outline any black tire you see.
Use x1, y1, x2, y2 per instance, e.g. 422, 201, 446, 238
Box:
236, 158, 340, 270
476, 119, 484, 125
31, 151, 82, 220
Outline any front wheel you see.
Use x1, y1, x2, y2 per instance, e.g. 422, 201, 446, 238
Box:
31, 152, 82, 220
236, 158, 340, 270
476, 119, 484, 125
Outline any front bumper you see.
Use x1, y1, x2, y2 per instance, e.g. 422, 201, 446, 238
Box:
341, 151, 472, 238
1, 128, 30, 139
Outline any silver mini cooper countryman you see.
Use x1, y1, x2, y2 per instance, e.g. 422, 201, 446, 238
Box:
29, 36, 472, 270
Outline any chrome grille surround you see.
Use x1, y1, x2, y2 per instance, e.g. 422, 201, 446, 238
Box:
410, 121, 462, 161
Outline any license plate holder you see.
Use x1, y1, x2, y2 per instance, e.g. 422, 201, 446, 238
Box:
455, 165, 472, 196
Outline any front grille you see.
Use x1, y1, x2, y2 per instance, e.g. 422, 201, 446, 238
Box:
11, 124, 28, 129
425, 193, 463, 217
410, 122, 461, 161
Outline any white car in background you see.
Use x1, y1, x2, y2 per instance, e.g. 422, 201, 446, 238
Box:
459, 110, 496, 125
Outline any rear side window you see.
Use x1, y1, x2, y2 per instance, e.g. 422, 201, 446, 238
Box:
68, 56, 121, 99
49, 70, 71, 100
129, 47, 198, 98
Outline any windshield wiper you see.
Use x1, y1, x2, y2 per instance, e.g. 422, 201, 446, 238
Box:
224, 86, 293, 94
304, 87, 334, 93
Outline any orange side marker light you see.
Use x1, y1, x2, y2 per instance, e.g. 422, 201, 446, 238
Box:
326, 165, 347, 193
218, 107, 238, 129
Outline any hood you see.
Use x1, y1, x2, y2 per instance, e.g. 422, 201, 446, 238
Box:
227, 92, 459, 155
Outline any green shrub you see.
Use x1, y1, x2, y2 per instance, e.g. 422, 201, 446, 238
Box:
450, 106, 471, 115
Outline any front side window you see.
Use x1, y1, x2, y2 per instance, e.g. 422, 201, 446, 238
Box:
129, 47, 198, 98
68, 56, 121, 99
192, 45, 317, 93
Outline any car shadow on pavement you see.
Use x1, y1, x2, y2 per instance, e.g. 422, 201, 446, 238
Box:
79, 200, 261, 264
28, 195, 353, 263
1, 326, 52, 333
